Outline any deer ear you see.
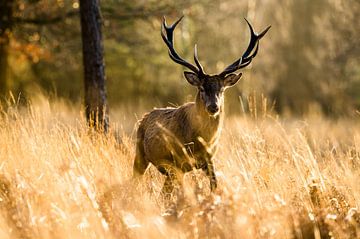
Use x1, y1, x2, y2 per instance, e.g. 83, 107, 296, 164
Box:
224, 73, 242, 88
184, 71, 201, 86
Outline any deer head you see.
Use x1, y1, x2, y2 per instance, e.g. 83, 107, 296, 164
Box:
161, 16, 270, 116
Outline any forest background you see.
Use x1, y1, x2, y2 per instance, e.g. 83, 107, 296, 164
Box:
1, 0, 359, 117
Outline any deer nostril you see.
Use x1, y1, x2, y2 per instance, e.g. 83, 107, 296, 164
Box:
207, 105, 219, 114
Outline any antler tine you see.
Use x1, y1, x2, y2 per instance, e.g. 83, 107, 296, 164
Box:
258, 25, 271, 39
161, 16, 200, 74
194, 44, 205, 75
162, 16, 183, 43
220, 19, 271, 76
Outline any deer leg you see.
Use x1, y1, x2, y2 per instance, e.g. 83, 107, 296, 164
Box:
133, 153, 149, 178
161, 175, 175, 202
133, 155, 149, 177
133, 137, 149, 177
197, 150, 217, 192
160, 167, 185, 205
205, 159, 217, 191
161, 168, 179, 197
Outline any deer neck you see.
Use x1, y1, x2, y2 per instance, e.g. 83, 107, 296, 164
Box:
191, 91, 224, 143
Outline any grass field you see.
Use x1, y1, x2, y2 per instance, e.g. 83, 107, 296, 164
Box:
0, 97, 359, 239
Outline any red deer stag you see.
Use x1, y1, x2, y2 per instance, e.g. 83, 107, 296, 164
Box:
133, 16, 270, 196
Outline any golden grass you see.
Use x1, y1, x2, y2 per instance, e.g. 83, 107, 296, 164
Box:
0, 97, 359, 239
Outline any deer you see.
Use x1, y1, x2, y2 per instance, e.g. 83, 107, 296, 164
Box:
133, 16, 270, 197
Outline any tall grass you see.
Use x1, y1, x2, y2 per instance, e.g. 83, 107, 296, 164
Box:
0, 97, 359, 238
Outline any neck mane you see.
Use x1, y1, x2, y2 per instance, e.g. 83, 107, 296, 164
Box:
190, 91, 224, 143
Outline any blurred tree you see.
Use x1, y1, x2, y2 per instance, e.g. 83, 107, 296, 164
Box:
0, 0, 79, 100
0, 0, 16, 96
322, 0, 360, 114
79, 0, 108, 131
268, 0, 327, 115
3, 0, 195, 104
266, 0, 360, 115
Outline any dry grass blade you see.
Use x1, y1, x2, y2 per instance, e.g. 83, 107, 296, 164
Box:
0, 97, 359, 238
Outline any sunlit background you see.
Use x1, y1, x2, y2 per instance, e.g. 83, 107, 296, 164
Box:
1, 0, 359, 116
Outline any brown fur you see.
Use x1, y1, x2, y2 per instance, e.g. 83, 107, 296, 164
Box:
136, 16, 269, 197
133, 90, 223, 194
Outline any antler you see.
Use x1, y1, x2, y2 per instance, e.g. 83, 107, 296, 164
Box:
220, 19, 271, 76
161, 16, 205, 76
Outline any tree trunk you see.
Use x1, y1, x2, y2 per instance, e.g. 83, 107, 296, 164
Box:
79, 0, 109, 132
0, 0, 15, 97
